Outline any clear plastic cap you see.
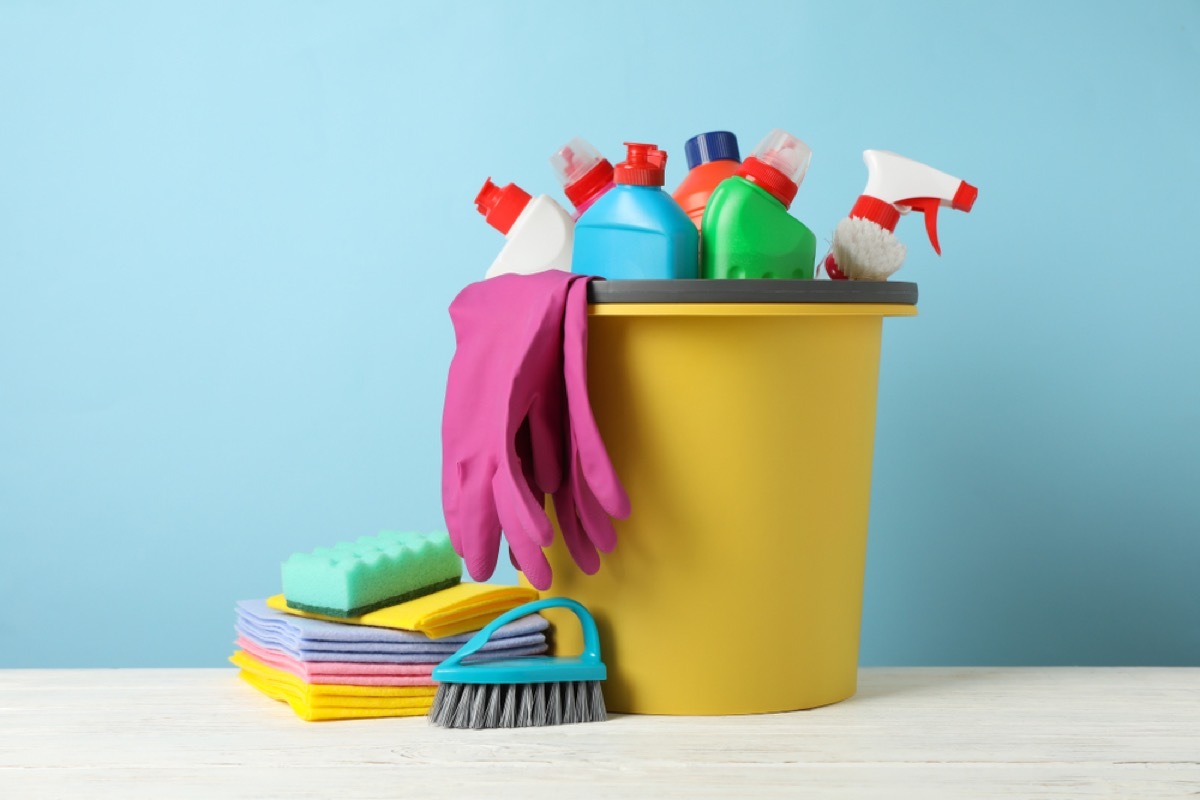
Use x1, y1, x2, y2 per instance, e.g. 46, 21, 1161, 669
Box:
751, 129, 812, 186
550, 137, 605, 188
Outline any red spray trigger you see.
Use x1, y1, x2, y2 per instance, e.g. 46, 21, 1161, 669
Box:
897, 197, 944, 255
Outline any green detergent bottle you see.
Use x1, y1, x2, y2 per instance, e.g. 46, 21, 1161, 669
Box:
700, 129, 817, 279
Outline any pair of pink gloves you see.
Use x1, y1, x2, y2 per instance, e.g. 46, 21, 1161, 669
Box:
441, 271, 630, 590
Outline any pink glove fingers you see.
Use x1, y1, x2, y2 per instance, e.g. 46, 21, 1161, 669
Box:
500, 401, 555, 548
513, 421, 540, 496
552, 483, 601, 575
569, 438, 618, 553
562, 279, 631, 520
454, 464, 504, 582
525, 394, 563, 495
492, 470, 554, 590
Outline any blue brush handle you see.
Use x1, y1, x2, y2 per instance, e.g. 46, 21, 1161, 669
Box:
437, 597, 601, 671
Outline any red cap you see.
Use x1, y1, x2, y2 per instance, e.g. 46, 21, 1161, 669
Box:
474, 178, 532, 235
614, 142, 666, 187
849, 194, 901, 232
736, 156, 798, 208
952, 180, 978, 212
564, 160, 614, 209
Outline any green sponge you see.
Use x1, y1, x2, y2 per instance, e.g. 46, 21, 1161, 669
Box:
281, 531, 462, 618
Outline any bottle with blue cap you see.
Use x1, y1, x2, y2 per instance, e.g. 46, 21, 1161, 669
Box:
672, 131, 742, 230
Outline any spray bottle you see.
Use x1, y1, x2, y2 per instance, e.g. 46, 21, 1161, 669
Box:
549, 137, 615, 220
475, 178, 575, 279
823, 151, 977, 281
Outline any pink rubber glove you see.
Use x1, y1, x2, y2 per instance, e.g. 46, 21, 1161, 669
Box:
549, 277, 631, 572
442, 272, 575, 588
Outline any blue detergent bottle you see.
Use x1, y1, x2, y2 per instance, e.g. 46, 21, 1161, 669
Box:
571, 142, 698, 280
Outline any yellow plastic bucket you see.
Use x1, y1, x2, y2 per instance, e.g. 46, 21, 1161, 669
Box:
528, 280, 917, 715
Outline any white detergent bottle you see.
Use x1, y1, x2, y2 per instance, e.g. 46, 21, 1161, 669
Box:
475, 178, 574, 279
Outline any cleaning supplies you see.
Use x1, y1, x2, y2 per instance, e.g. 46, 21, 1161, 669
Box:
280, 531, 461, 618
571, 142, 698, 280
699, 128, 817, 280
823, 150, 977, 280
475, 178, 575, 279
265, 583, 539, 638
429, 597, 607, 728
232, 597, 551, 721
549, 136, 615, 220
673, 131, 741, 229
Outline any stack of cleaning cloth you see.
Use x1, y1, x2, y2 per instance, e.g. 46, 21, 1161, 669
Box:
231, 531, 544, 721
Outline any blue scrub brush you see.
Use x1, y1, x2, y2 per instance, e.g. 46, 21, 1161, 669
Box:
429, 597, 607, 728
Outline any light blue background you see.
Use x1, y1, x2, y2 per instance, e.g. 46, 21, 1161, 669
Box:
2, 1, 1197, 668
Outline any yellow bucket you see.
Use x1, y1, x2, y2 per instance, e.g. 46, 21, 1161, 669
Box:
528, 280, 917, 715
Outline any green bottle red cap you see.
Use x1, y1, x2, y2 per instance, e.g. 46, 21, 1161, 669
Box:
615, 142, 667, 187
475, 178, 532, 235
736, 129, 812, 209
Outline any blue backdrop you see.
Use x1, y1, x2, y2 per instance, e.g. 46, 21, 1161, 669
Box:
2, 0, 1197, 668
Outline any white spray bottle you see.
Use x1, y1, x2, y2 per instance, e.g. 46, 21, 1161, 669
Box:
475, 178, 575, 279
823, 150, 977, 281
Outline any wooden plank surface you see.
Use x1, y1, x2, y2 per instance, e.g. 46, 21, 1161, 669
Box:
1, 668, 1197, 799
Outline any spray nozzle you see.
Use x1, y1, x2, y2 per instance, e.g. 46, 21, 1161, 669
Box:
855, 151, 977, 255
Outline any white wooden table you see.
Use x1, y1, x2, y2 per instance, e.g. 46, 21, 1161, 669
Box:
1, 668, 1196, 798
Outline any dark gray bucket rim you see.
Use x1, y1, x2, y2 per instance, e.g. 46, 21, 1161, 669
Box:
587, 279, 917, 305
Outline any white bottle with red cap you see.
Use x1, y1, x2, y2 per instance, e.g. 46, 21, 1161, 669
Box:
475, 178, 575, 279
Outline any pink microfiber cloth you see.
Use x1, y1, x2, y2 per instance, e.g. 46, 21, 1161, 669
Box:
237, 638, 436, 686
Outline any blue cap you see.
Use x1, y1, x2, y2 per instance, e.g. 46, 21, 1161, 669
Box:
684, 131, 740, 170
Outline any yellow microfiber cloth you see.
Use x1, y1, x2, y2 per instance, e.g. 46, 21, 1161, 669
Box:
231, 651, 436, 721
266, 582, 537, 639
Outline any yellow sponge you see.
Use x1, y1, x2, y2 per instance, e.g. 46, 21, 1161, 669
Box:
266, 582, 538, 639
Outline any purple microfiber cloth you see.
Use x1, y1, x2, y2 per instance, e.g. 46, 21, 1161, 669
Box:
235, 599, 548, 663
235, 623, 547, 660
236, 599, 547, 645
237, 631, 548, 663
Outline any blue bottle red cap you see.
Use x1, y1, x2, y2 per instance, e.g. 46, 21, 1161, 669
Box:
684, 131, 740, 170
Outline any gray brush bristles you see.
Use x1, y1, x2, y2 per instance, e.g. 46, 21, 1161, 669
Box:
428, 681, 607, 729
